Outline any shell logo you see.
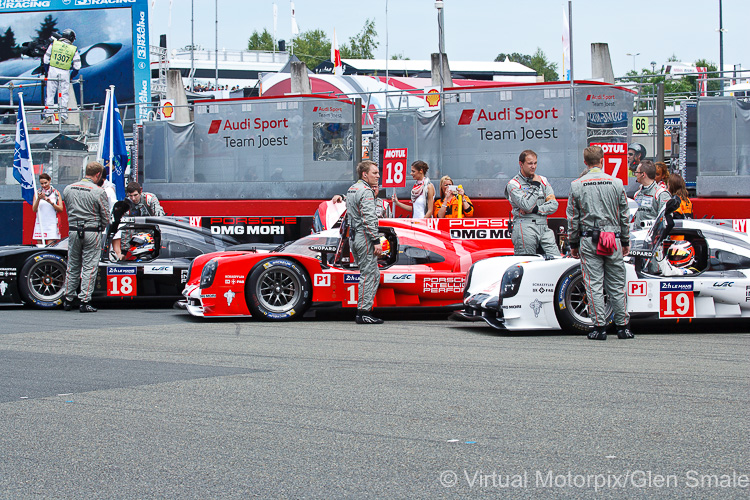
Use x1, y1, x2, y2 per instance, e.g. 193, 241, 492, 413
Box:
162, 101, 174, 118
425, 89, 440, 107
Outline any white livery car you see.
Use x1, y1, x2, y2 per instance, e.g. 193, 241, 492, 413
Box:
459, 199, 750, 333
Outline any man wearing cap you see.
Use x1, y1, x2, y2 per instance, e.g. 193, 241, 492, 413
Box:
43, 29, 81, 124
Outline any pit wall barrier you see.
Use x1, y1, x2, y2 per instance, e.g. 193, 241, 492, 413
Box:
7, 198, 750, 246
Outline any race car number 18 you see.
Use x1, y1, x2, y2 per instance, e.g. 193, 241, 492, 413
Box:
108, 275, 137, 297
659, 290, 694, 318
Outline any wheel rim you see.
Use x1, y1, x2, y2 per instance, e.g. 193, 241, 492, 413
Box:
566, 273, 611, 326
28, 260, 66, 303
256, 267, 302, 313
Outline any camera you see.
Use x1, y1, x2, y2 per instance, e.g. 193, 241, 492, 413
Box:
448, 185, 458, 193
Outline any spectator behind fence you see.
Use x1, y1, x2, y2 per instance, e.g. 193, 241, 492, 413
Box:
668, 173, 693, 219
434, 175, 474, 218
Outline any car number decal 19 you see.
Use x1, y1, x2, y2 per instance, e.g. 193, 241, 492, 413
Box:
659, 281, 694, 319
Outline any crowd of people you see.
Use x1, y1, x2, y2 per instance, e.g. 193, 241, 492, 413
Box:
188, 84, 241, 93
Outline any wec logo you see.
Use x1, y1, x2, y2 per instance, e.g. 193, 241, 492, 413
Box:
384, 273, 415, 284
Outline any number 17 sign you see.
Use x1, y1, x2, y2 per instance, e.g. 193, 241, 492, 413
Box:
381, 148, 407, 188
591, 143, 628, 185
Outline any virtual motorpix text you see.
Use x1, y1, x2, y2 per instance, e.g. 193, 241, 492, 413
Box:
440, 469, 750, 491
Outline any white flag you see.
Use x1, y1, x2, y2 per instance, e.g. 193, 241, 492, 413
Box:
291, 1, 299, 36
331, 28, 342, 76
273, 3, 278, 37
562, 5, 571, 80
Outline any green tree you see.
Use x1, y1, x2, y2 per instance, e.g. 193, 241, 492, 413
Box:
292, 29, 331, 70
339, 19, 378, 59
247, 29, 275, 51
495, 48, 558, 81
34, 15, 58, 44
0, 26, 19, 61
391, 53, 409, 60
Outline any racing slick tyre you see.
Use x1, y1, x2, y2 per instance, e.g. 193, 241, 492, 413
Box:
553, 265, 613, 334
246, 258, 311, 321
18, 252, 67, 309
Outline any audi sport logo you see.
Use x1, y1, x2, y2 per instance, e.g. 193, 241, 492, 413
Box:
458, 109, 475, 125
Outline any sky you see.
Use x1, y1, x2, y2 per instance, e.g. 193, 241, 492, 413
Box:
150, 0, 747, 79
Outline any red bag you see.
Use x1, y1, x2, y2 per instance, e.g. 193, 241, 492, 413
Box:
597, 231, 617, 256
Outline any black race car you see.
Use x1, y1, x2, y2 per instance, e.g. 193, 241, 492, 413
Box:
0, 216, 264, 309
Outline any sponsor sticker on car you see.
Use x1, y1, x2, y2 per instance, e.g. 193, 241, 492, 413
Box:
384, 273, 416, 284
144, 265, 173, 275
107, 266, 137, 297
659, 281, 694, 318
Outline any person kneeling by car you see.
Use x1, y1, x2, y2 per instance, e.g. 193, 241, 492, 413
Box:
567, 146, 632, 341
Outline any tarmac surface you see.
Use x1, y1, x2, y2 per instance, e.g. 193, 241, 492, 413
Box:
0, 305, 748, 499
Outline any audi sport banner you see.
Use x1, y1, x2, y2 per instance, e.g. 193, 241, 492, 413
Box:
437, 83, 634, 193
191, 97, 357, 184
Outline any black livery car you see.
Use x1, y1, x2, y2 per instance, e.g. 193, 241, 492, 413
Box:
0, 216, 260, 308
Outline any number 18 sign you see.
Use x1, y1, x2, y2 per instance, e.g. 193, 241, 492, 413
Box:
381, 148, 407, 188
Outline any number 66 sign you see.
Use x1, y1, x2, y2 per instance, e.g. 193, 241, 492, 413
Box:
659, 282, 695, 318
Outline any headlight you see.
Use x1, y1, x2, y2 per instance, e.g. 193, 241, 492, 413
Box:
200, 258, 218, 288
500, 265, 523, 298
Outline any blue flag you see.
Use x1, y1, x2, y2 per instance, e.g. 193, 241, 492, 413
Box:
13, 98, 35, 205
101, 92, 128, 200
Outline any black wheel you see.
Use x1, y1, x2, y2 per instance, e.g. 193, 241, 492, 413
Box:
18, 252, 67, 309
245, 258, 311, 321
553, 265, 612, 333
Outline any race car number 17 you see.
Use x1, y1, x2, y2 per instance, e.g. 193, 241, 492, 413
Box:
659, 283, 694, 318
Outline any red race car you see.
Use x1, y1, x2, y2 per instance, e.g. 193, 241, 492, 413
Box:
180, 217, 520, 320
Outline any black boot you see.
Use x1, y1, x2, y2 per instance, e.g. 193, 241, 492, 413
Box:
79, 302, 97, 313
355, 309, 384, 324
62, 298, 74, 311
587, 328, 607, 340
616, 325, 634, 339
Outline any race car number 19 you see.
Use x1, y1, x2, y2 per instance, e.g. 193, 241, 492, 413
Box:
659, 282, 694, 318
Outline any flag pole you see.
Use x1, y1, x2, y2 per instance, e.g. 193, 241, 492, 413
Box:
109, 85, 115, 184
19, 95, 37, 195
97, 88, 110, 165
19, 93, 43, 245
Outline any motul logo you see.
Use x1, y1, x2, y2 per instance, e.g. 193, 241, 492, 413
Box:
458, 109, 475, 125
208, 120, 222, 134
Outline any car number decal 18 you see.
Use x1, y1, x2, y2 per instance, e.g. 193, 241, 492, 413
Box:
107, 267, 137, 297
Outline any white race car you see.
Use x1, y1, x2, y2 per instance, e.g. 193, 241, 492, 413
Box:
459, 199, 750, 333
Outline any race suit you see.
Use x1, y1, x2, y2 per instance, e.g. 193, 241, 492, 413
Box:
632, 181, 671, 229
567, 167, 631, 328
43, 39, 81, 121
130, 192, 165, 217
345, 179, 380, 311
121, 192, 165, 250
62, 177, 110, 303
506, 172, 560, 256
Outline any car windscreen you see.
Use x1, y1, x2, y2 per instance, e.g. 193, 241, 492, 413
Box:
274, 234, 341, 258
